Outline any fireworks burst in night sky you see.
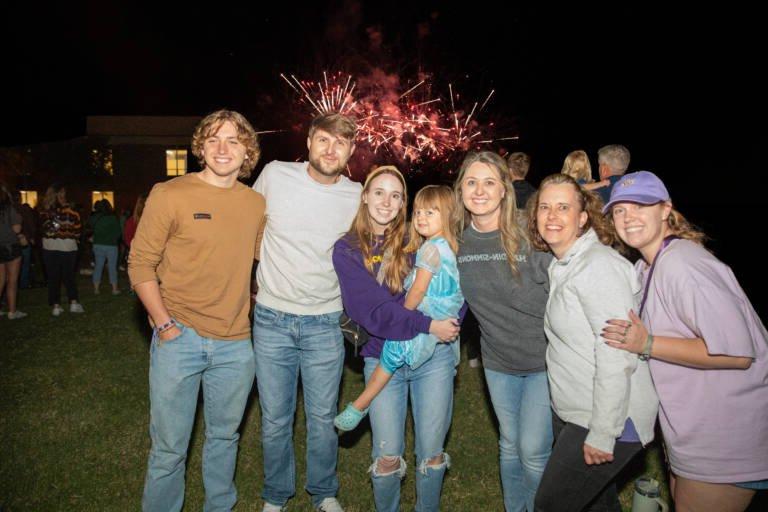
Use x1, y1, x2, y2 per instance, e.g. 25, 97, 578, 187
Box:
281, 71, 517, 172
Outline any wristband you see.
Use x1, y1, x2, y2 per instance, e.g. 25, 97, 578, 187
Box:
156, 318, 176, 333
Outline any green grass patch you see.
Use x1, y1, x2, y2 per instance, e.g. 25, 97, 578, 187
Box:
2, 276, 671, 511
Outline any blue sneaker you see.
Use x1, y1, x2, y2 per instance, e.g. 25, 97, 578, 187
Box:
334, 403, 368, 431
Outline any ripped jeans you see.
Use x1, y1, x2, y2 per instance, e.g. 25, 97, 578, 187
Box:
363, 343, 456, 512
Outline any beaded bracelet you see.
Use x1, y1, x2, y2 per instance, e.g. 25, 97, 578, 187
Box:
156, 318, 176, 333
639, 334, 654, 361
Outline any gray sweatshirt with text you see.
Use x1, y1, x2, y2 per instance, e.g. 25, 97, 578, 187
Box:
457, 226, 552, 374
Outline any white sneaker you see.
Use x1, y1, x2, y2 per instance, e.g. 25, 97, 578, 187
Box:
69, 303, 85, 313
317, 497, 344, 512
262, 503, 285, 512
8, 310, 28, 320
52, 305, 64, 317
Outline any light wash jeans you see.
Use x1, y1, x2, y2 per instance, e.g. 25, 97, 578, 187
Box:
365, 342, 456, 512
484, 369, 553, 512
142, 322, 255, 512
252, 304, 344, 508
92, 244, 118, 286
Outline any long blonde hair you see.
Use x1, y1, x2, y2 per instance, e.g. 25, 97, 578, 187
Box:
405, 185, 459, 254
561, 150, 593, 183
346, 165, 410, 294
454, 151, 528, 275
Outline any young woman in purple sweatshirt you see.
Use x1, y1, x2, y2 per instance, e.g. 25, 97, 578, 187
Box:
332, 166, 460, 512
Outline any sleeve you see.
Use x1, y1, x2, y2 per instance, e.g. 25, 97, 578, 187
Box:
531, 249, 554, 291
253, 193, 267, 260
666, 260, 758, 358
127, 184, 175, 287
333, 240, 433, 340
575, 256, 640, 454
414, 242, 441, 275
252, 166, 267, 195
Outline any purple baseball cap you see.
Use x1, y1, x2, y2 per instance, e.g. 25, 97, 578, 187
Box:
602, 171, 671, 213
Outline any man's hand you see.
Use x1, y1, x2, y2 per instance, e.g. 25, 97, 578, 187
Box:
158, 324, 182, 342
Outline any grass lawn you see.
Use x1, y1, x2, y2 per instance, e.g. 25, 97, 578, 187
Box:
1, 276, 672, 511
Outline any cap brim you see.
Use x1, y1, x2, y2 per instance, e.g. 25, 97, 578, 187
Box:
603, 194, 667, 214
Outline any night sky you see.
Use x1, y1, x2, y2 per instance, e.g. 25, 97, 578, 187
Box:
5, 3, 766, 305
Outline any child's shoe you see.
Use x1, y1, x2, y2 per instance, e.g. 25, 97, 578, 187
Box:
334, 403, 368, 431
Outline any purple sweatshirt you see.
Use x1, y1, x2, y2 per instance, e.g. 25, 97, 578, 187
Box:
332, 235, 432, 358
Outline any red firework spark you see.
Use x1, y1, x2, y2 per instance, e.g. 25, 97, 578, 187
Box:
281, 72, 516, 165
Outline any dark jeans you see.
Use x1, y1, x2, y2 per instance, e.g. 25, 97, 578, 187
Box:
19, 246, 32, 288
535, 415, 642, 512
43, 249, 79, 305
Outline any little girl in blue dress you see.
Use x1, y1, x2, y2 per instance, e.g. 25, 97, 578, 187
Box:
335, 185, 464, 431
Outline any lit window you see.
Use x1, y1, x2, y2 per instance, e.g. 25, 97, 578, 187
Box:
20, 190, 38, 208
91, 148, 114, 175
166, 149, 188, 176
92, 191, 115, 208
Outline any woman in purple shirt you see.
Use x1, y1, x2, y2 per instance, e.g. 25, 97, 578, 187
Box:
602, 171, 768, 512
332, 165, 460, 512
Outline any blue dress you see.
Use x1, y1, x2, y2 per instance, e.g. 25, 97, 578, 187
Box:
379, 237, 464, 373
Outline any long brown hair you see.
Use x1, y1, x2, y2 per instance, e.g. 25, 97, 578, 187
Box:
405, 185, 459, 254
527, 173, 620, 251
453, 151, 528, 275
346, 166, 410, 294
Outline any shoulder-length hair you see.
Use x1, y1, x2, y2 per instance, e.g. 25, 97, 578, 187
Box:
453, 151, 528, 275
527, 173, 619, 251
191, 109, 260, 179
561, 150, 593, 183
406, 185, 459, 254
42, 184, 66, 210
346, 165, 410, 294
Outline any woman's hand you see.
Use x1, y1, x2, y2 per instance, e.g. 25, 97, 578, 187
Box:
583, 443, 614, 465
602, 309, 647, 354
430, 318, 460, 342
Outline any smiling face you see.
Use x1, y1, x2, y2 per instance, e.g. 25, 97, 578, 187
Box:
460, 161, 506, 229
363, 172, 405, 235
611, 201, 672, 262
201, 120, 247, 180
535, 182, 588, 259
307, 128, 355, 183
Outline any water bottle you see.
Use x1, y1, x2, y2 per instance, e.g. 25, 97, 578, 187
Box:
631, 477, 668, 512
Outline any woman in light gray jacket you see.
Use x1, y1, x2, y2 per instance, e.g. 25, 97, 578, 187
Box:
528, 174, 658, 512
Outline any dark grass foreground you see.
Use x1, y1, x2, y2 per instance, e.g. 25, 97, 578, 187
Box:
1, 276, 672, 511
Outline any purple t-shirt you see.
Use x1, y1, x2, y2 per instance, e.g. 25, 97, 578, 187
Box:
640, 239, 768, 482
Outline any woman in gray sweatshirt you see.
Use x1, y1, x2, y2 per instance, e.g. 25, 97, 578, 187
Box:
528, 174, 658, 512
454, 151, 553, 512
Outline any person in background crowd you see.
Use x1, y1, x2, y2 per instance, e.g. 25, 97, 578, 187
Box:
0, 183, 27, 319
40, 184, 84, 316
88, 198, 122, 295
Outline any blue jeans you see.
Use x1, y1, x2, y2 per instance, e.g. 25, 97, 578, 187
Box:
93, 244, 118, 286
142, 323, 256, 512
484, 369, 553, 512
252, 304, 344, 508
365, 342, 456, 512
19, 245, 31, 288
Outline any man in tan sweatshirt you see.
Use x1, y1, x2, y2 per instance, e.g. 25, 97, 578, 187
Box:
128, 110, 266, 512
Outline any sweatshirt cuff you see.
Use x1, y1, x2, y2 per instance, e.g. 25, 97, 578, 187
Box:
585, 429, 616, 455
416, 314, 432, 335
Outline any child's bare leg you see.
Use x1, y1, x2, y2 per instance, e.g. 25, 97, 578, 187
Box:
352, 364, 393, 410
